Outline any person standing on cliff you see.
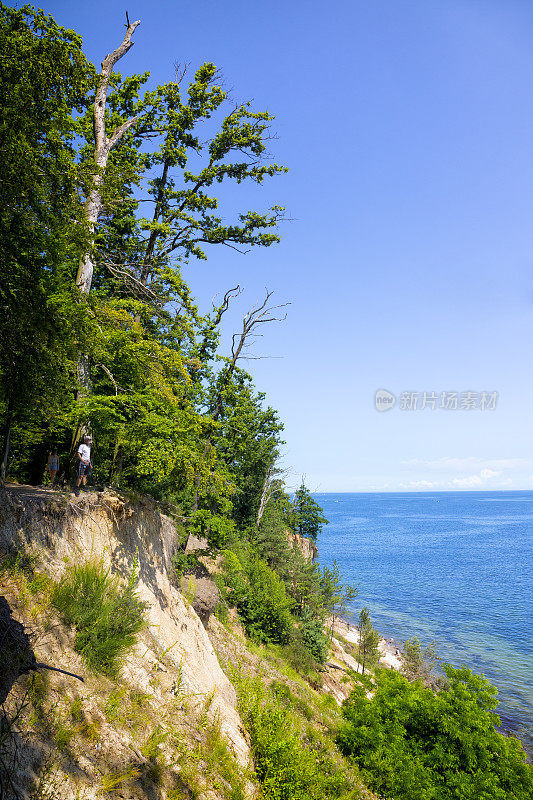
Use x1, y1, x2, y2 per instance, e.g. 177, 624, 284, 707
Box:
74, 435, 92, 496
46, 447, 59, 487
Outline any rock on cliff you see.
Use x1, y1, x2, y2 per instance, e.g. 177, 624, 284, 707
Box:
286, 530, 318, 561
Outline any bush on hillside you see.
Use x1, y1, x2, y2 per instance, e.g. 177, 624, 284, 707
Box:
52, 560, 147, 677
299, 613, 329, 665
235, 673, 359, 800
337, 665, 533, 800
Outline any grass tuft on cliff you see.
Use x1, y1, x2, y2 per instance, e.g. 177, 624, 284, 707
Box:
52, 559, 147, 677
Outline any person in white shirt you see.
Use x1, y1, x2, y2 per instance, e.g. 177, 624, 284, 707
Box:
75, 435, 92, 496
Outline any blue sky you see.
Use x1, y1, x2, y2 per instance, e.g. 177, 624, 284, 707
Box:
34, 0, 533, 491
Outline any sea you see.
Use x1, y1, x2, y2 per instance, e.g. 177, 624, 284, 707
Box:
315, 491, 533, 756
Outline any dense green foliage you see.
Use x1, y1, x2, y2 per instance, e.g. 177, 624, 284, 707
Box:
293, 483, 329, 541
214, 484, 338, 666
0, 2, 286, 510
224, 551, 294, 645
0, 3, 92, 481
235, 672, 365, 800
337, 666, 533, 800
52, 560, 147, 677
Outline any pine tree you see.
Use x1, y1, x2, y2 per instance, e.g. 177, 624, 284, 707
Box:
292, 482, 328, 541
357, 608, 380, 674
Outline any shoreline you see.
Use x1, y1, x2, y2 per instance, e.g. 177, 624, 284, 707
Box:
315, 490, 533, 760
331, 616, 533, 761
331, 616, 404, 671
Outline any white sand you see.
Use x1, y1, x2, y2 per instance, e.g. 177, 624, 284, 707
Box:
331, 617, 404, 671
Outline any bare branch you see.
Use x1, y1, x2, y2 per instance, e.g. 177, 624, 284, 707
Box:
196, 286, 244, 365
96, 364, 119, 396
230, 291, 290, 362
76, 18, 141, 296
211, 285, 243, 326
95, 20, 141, 153
101, 262, 161, 302
33, 663, 84, 682
212, 290, 290, 421
173, 60, 191, 84
108, 114, 138, 149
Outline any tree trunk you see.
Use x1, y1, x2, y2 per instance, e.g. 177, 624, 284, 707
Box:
75, 18, 141, 296
72, 19, 141, 445
256, 467, 274, 528
140, 157, 170, 285
0, 397, 13, 485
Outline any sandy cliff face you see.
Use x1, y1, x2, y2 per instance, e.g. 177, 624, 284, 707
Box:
0, 488, 385, 799
287, 530, 318, 561
0, 488, 251, 770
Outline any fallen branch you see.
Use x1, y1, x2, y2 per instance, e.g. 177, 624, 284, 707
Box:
32, 663, 84, 683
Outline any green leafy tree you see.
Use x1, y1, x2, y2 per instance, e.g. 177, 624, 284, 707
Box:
255, 485, 328, 629
402, 635, 440, 684
255, 483, 294, 574
71, 30, 288, 507
292, 483, 328, 541
209, 368, 284, 528
229, 555, 294, 644
337, 665, 533, 800
356, 607, 380, 674
0, 5, 293, 568
299, 611, 330, 664
0, 2, 92, 481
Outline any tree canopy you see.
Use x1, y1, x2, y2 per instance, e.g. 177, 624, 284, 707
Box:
0, 3, 92, 480
292, 482, 329, 541
0, 3, 287, 518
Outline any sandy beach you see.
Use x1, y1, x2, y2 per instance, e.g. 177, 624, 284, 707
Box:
332, 616, 404, 671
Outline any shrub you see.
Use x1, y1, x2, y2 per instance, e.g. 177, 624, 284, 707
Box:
235, 674, 354, 800
299, 613, 329, 664
283, 630, 320, 677
337, 665, 533, 800
172, 550, 200, 581
222, 550, 294, 645
52, 560, 147, 677
236, 557, 294, 644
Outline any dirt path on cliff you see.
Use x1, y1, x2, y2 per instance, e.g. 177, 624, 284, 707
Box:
2, 483, 98, 508
3, 483, 65, 503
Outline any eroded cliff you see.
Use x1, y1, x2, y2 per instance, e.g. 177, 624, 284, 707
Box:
0, 486, 378, 800
0, 487, 253, 799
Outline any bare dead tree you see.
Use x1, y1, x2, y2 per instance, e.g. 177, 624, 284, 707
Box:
256, 462, 290, 529
76, 17, 141, 295
71, 18, 140, 451
212, 290, 290, 422
196, 285, 243, 363
256, 465, 283, 529
190, 291, 289, 513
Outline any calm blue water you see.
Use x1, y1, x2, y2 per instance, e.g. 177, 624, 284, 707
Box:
315, 491, 533, 755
